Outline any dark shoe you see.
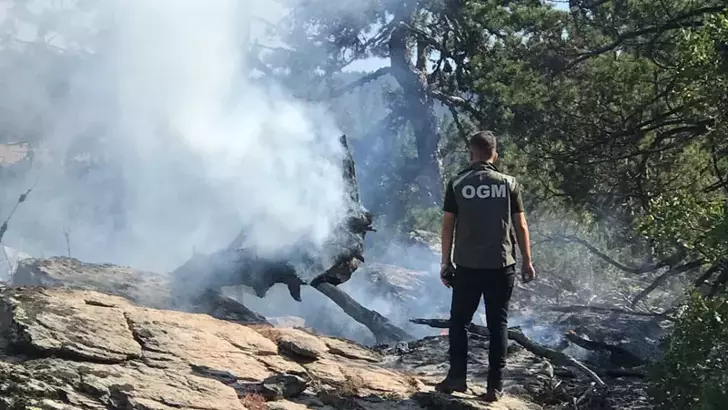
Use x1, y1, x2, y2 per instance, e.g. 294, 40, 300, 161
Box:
482, 389, 503, 402
434, 377, 467, 394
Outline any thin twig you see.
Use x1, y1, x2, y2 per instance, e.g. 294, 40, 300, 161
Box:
573, 382, 596, 409
62, 227, 72, 258
0, 178, 39, 244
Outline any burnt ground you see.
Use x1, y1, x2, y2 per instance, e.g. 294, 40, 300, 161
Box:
376, 335, 654, 410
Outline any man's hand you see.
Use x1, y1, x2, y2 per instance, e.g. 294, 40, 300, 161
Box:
521, 261, 536, 283
440, 262, 455, 288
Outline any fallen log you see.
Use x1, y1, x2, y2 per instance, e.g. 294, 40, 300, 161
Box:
409, 318, 606, 387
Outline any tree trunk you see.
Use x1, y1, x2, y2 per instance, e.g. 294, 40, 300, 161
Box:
388, 4, 443, 208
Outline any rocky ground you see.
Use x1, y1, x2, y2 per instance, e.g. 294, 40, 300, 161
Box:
0, 284, 543, 410
0, 256, 659, 409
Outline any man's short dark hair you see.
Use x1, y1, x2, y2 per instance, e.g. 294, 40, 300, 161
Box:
468, 130, 497, 156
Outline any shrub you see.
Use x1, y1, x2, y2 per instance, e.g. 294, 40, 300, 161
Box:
649, 291, 728, 409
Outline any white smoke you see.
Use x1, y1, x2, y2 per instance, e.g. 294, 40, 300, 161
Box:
0, 0, 347, 271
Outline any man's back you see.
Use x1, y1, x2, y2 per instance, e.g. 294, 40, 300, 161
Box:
437, 130, 535, 400
444, 161, 523, 270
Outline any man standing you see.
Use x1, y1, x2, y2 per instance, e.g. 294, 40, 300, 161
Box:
435, 131, 536, 402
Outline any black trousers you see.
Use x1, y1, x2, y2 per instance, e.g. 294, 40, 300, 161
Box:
447, 264, 515, 391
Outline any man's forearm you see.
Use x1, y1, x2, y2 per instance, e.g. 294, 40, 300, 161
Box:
441, 214, 455, 264
441, 230, 454, 264
514, 220, 532, 263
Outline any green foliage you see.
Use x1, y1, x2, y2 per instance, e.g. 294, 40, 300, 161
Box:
400, 206, 442, 234
455, 0, 728, 269
649, 291, 728, 409
637, 190, 726, 262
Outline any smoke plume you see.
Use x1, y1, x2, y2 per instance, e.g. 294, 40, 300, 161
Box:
0, 0, 347, 271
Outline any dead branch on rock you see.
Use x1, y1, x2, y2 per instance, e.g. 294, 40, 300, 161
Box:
508, 329, 606, 388
410, 318, 606, 387
316, 283, 412, 344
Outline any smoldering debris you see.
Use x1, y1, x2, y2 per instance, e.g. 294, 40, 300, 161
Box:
167, 135, 412, 344
0, 245, 32, 282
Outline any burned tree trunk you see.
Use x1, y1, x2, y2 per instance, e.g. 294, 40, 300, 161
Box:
169, 135, 410, 343
170, 135, 372, 300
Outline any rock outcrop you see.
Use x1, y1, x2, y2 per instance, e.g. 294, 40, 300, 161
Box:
2, 256, 658, 409
0, 284, 543, 410
12, 257, 270, 326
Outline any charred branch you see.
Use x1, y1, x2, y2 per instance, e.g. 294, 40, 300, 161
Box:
316, 283, 413, 344
630, 259, 704, 308
564, 330, 646, 368
430, 90, 486, 127
410, 318, 606, 387
173, 135, 372, 303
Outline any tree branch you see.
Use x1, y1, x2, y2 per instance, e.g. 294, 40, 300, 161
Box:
548, 234, 685, 274
446, 105, 469, 147
567, 6, 727, 68
430, 90, 485, 126
0, 183, 37, 244
630, 259, 704, 308
694, 260, 725, 288
318, 67, 392, 101
317, 283, 412, 344
707, 261, 728, 297
565, 330, 647, 367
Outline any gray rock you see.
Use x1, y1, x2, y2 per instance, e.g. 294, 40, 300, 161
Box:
261, 374, 309, 399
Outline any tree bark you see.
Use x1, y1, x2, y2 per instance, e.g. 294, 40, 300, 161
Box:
389, 4, 443, 208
